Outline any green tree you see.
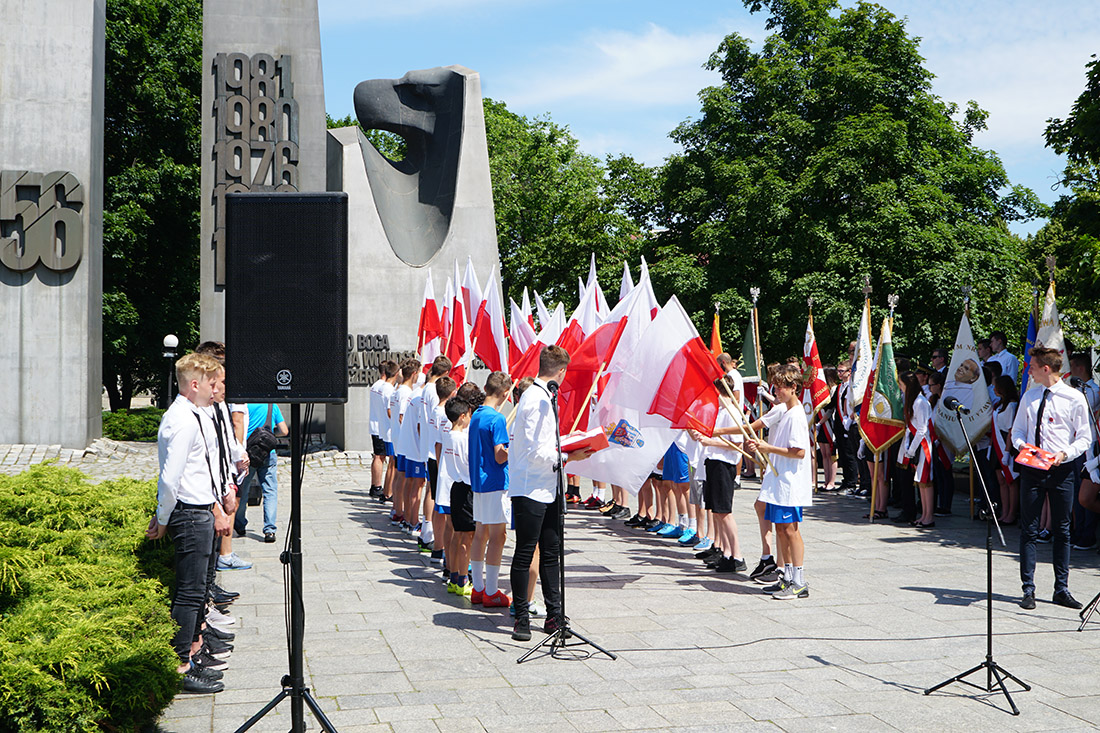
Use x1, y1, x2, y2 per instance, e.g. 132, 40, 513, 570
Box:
102, 0, 202, 410
655, 0, 1040, 364
1024, 54, 1100, 349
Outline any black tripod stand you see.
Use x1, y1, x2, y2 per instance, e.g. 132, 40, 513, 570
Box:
517, 381, 617, 664
924, 400, 1029, 715
1077, 590, 1100, 631
236, 404, 337, 733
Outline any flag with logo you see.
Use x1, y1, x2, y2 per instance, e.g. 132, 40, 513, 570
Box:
850, 296, 873, 406
1032, 280, 1070, 383
802, 310, 830, 420
933, 307, 992, 454
858, 317, 905, 454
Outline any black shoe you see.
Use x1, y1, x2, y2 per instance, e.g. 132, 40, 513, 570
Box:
624, 513, 645, 527
611, 506, 632, 520
247, 496, 261, 506
714, 557, 748, 573
188, 661, 223, 681
211, 584, 239, 599
212, 590, 236, 605
203, 636, 233, 654
192, 649, 227, 671
369, 486, 382, 497
543, 615, 572, 639
933, 510, 952, 517
201, 641, 231, 660
696, 546, 720, 560
1053, 591, 1083, 610
264, 532, 276, 543
642, 517, 662, 530
233, 528, 246, 538
1019, 592, 1036, 610
749, 557, 778, 580
1037, 529, 1052, 544
892, 514, 915, 524
512, 621, 532, 641
204, 624, 235, 642
181, 670, 224, 694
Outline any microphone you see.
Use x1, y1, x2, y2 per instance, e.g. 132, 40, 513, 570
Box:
1068, 376, 1085, 391
943, 396, 971, 415
546, 380, 559, 394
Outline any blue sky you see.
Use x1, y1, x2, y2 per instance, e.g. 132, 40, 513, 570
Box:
318, 0, 1099, 237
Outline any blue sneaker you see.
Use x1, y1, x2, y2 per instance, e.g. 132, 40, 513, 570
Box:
646, 521, 668, 533
657, 523, 681, 537
677, 528, 697, 545
693, 537, 713, 552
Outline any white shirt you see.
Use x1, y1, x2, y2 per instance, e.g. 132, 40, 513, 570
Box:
380, 381, 397, 442
369, 379, 388, 436
836, 382, 854, 429
899, 395, 932, 460
421, 381, 441, 460
988, 349, 1019, 384
509, 378, 559, 503
156, 394, 220, 525
397, 386, 424, 461
442, 429, 471, 485
1010, 378, 1092, 460
700, 407, 739, 465
757, 402, 813, 508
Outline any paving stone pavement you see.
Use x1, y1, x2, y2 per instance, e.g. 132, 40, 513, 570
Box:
7, 445, 1100, 731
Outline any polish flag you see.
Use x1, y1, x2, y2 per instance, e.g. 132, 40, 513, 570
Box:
557, 316, 627, 434
521, 287, 534, 330
446, 261, 472, 386
461, 256, 482, 326
586, 253, 609, 318
471, 268, 510, 373
802, 311, 830, 420
510, 303, 566, 380
417, 270, 444, 368
557, 280, 604, 355
619, 260, 634, 303
439, 276, 453, 345
509, 297, 537, 370
533, 290, 551, 329
644, 297, 725, 436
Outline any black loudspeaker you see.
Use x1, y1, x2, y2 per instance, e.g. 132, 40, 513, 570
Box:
225, 192, 348, 403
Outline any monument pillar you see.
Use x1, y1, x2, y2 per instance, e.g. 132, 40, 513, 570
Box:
0, 0, 105, 447
199, 0, 327, 341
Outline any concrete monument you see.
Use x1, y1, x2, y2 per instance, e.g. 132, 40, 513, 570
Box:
0, 0, 105, 447
199, 0, 327, 341
327, 66, 501, 450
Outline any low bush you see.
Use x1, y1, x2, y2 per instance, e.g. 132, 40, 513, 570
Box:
0, 465, 178, 733
101, 407, 165, 442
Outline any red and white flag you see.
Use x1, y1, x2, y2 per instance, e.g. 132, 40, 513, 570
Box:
802, 311, 830, 421
439, 276, 453, 345
619, 260, 634, 302
510, 303, 566, 380
533, 290, 551, 330
471, 268, 510, 373
557, 279, 603, 355
509, 296, 537, 370
586, 253, 609, 318
461, 256, 482, 326
446, 260, 472, 385
417, 270, 444, 367
521, 287, 534, 330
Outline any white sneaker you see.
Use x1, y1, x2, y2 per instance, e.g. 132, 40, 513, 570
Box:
529, 601, 545, 618
206, 603, 237, 627
216, 552, 252, 571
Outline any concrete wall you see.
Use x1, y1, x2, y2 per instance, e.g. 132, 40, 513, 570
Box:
0, 0, 104, 447
327, 67, 500, 450
198, 0, 327, 342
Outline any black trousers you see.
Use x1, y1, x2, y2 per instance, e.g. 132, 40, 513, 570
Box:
835, 420, 860, 488
509, 495, 563, 625
1020, 463, 1074, 595
167, 506, 215, 664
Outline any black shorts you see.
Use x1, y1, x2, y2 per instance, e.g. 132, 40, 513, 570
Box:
450, 481, 475, 532
371, 435, 386, 457
427, 458, 438, 501
648, 472, 662, 483
703, 459, 737, 514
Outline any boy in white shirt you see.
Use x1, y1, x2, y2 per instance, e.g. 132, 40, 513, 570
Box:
443, 397, 474, 594
390, 358, 420, 528
370, 360, 399, 499
429, 375, 457, 563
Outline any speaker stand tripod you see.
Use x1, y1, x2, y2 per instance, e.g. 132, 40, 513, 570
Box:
924, 404, 1029, 715
1078, 590, 1100, 631
235, 404, 337, 733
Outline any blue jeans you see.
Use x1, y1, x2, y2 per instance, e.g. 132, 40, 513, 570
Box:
235, 451, 278, 535
167, 505, 215, 664
1019, 463, 1074, 595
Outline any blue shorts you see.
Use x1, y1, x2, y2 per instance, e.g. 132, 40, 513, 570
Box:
436, 505, 451, 515
384, 441, 395, 457
661, 444, 690, 483
395, 454, 406, 473
764, 503, 803, 524
405, 460, 428, 479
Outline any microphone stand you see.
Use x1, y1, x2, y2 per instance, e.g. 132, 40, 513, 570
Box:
518, 382, 617, 663
924, 403, 1029, 714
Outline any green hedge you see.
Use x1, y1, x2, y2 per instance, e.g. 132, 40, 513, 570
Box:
101, 407, 165, 442
0, 465, 179, 733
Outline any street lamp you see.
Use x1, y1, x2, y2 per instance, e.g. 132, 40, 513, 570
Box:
162, 334, 178, 408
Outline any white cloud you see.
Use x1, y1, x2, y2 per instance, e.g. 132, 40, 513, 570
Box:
318, 0, 527, 24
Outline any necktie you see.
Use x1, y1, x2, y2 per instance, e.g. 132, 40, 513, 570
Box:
1034, 388, 1050, 447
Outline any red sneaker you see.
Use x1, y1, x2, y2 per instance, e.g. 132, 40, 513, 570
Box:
566, 494, 582, 505
482, 590, 511, 608
581, 496, 602, 509
470, 589, 484, 604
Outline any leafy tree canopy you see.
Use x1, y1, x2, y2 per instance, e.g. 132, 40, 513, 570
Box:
654, 0, 1040, 364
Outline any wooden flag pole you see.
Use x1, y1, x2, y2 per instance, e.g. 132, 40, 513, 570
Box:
969, 459, 975, 520
719, 437, 759, 466
870, 452, 880, 523
717, 379, 774, 473
568, 363, 607, 435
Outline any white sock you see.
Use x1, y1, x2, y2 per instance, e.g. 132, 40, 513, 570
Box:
420, 521, 434, 544
784, 563, 793, 581
761, 554, 773, 562
486, 564, 500, 596
688, 517, 698, 531
593, 487, 604, 500
793, 566, 804, 586
678, 514, 688, 528
471, 560, 485, 593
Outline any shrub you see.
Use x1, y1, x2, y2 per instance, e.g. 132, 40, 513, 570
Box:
101, 407, 165, 442
0, 465, 179, 733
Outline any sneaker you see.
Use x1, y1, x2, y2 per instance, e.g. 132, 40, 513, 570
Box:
512, 621, 532, 641
772, 582, 809, 600
677, 528, 698, 545
369, 486, 382, 497
263, 532, 276, 543
657, 523, 681, 537
211, 584, 239, 600
566, 494, 582, 505
390, 514, 403, 525
470, 589, 484, 604
203, 624, 234, 643
201, 641, 231, 660
543, 615, 572, 638
581, 496, 602, 509
749, 557, 778, 581
180, 670, 224, 694
933, 510, 953, 517
693, 537, 714, 552
206, 604, 236, 627
598, 501, 618, 514
1071, 541, 1096, 551
645, 520, 667, 533
695, 546, 720, 560
482, 590, 511, 608
430, 549, 444, 563
203, 635, 233, 654
211, 590, 236, 606
188, 661, 223, 681
417, 539, 433, 553
714, 557, 748, 573
762, 577, 788, 594
624, 513, 645, 527
611, 505, 632, 520
529, 601, 545, 618
1037, 529, 1052, 544
192, 649, 227, 671
216, 553, 252, 571
754, 569, 782, 586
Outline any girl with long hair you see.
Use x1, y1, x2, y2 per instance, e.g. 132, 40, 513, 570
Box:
897, 371, 936, 527
991, 375, 1020, 525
